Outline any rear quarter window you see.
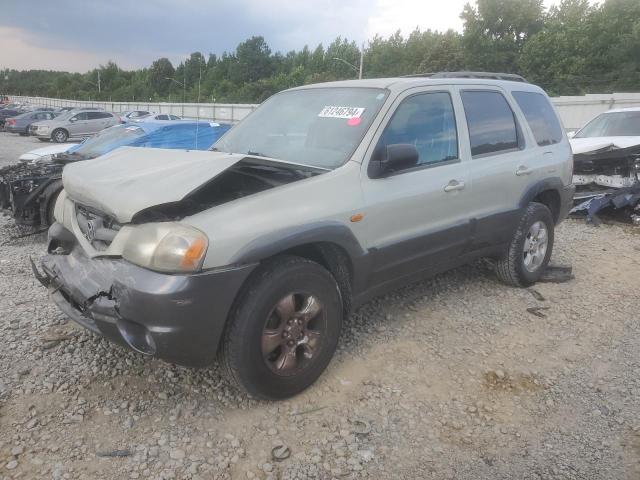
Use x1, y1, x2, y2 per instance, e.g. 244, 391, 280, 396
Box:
512, 91, 563, 146
461, 90, 519, 157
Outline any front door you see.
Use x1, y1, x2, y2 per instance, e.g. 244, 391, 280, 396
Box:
360, 88, 472, 289
68, 112, 90, 136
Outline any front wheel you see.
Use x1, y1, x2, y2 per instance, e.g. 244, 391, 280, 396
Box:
495, 202, 554, 287
51, 129, 68, 143
220, 256, 343, 399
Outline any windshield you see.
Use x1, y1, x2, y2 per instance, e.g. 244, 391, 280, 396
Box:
68, 124, 146, 158
214, 87, 388, 169
575, 111, 640, 138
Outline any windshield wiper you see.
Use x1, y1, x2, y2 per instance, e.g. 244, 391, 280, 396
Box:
246, 150, 271, 158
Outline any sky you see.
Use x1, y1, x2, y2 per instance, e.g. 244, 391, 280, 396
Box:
0, 0, 571, 73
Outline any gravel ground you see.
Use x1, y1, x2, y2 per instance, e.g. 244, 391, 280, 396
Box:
1, 133, 640, 479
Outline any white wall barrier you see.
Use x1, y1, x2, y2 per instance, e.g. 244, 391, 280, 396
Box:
8, 96, 258, 124
9, 92, 640, 129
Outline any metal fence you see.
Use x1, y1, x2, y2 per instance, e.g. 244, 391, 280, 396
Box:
7, 96, 258, 124
9, 92, 640, 129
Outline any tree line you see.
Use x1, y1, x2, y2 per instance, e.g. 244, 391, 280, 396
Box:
1, 0, 638, 103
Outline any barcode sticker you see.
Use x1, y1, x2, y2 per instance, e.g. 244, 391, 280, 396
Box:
318, 106, 365, 119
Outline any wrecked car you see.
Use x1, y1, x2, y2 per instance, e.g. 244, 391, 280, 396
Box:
33, 74, 574, 399
569, 108, 640, 222
0, 121, 231, 226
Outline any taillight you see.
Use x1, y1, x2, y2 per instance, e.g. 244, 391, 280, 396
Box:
7, 119, 16, 126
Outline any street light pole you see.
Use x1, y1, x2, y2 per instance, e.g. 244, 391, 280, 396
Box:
165, 77, 186, 116
332, 44, 364, 80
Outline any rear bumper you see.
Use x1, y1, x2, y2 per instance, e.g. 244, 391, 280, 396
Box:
558, 184, 576, 223
34, 223, 256, 367
5, 125, 22, 134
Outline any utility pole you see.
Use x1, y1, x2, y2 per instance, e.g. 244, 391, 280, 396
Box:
359, 42, 364, 80
97, 71, 101, 93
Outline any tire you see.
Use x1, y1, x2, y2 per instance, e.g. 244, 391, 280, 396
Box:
51, 128, 68, 143
495, 202, 554, 287
220, 256, 343, 399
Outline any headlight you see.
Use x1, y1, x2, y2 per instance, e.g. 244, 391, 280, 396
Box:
122, 223, 208, 273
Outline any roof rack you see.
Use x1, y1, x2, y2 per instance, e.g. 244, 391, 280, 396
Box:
402, 71, 528, 83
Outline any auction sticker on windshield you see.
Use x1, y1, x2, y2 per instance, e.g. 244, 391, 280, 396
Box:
318, 106, 365, 119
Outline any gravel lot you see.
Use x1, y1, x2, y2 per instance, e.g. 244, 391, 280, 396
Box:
1, 131, 640, 479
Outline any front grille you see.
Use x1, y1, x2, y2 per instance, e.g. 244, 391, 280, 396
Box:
75, 204, 121, 251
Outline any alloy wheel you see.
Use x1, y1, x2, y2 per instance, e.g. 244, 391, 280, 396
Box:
523, 220, 548, 272
261, 292, 325, 375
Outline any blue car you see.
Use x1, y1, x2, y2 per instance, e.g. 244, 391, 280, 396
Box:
1, 120, 232, 226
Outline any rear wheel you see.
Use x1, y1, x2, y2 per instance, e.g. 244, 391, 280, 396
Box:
51, 129, 68, 143
220, 256, 343, 399
495, 202, 554, 287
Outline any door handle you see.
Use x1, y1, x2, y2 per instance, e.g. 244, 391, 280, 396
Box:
515, 166, 533, 176
443, 180, 465, 192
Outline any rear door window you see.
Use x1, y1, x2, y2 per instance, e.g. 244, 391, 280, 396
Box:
461, 90, 519, 157
88, 112, 112, 120
512, 91, 563, 146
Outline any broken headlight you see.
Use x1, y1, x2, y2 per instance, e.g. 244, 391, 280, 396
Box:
122, 223, 208, 273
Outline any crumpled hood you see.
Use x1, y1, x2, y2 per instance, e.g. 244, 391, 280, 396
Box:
63, 147, 244, 223
19, 143, 74, 162
570, 136, 640, 155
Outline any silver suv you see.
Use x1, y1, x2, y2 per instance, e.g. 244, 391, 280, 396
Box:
32, 109, 120, 142
34, 73, 574, 399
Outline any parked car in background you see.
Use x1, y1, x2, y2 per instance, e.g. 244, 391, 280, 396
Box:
0, 120, 231, 226
55, 107, 75, 113
17, 142, 76, 163
120, 110, 151, 122
31, 110, 120, 142
1, 96, 10, 105
132, 113, 181, 122
0, 108, 25, 128
33, 73, 573, 399
568, 107, 640, 220
5, 110, 58, 135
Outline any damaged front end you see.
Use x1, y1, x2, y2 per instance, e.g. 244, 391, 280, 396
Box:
32, 222, 256, 367
0, 160, 64, 226
571, 144, 640, 223
32, 149, 325, 366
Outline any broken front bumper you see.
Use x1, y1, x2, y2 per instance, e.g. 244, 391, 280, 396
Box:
33, 223, 256, 367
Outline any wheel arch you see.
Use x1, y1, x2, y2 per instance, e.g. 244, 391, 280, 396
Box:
229, 222, 369, 317
519, 178, 564, 224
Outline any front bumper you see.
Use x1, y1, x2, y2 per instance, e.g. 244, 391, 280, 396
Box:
33, 223, 256, 367
558, 184, 576, 223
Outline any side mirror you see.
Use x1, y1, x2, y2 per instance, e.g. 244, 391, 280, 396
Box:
368, 144, 419, 179
69, 117, 76, 123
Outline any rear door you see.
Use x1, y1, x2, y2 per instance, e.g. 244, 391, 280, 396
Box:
360, 87, 472, 288
86, 112, 113, 134
456, 87, 538, 251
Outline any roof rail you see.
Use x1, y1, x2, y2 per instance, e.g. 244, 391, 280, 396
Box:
402, 71, 528, 83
